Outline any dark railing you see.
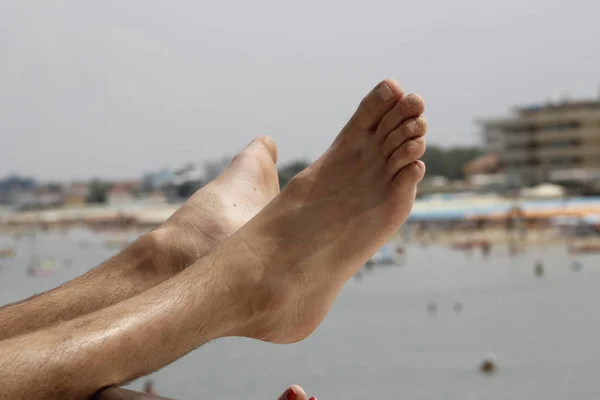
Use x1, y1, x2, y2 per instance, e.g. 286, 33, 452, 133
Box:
93, 387, 174, 400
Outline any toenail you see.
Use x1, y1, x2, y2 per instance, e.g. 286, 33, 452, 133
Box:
285, 389, 297, 400
377, 83, 394, 101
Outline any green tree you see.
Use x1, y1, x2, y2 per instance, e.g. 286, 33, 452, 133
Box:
86, 180, 112, 203
420, 145, 483, 180
278, 161, 309, 188
274, 146, 482, 190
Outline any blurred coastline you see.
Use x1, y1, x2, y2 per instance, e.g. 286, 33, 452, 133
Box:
2, 192, 600, 253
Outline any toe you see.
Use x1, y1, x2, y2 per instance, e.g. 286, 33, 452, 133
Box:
227, 136, 280, 196
233, 136, 278, 166
277, 385, 307, 400
393, 160, 426, 189
348, 79, 404, 130
382, 116, 427, 159
250, 135, 278, 163
387, 161, 425, 222
387, 136, 426, 178
375, 94, 425, 140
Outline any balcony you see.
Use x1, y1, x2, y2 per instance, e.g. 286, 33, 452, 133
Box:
534, 146, 593, 159
549, 167, 600, 182
501, 134, 533, 145
499, 149, 532, 162
503, 166, 544, 186
532, 129, 583, 143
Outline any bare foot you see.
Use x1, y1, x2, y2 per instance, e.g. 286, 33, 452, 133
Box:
212, 79, 426, 343
157, 136, 280, 273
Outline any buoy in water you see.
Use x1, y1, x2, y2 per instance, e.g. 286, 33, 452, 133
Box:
481, 240, 491, 257
427, 302, 437, 314
479, 352, 497, 374
570, 260, 582, 272
534, 260, 544, 278
453, 302, 463, 313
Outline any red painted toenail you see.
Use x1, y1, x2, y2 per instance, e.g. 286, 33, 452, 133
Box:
308, 397, 316, 400
286, 389, 297, 400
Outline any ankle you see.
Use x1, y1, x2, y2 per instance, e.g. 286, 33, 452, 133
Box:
199, 238, 295, 339
142, 228, 196, 278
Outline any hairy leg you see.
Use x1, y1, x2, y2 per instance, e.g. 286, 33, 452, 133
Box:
0, 78, 425, 399
0, 253, 255, 399
0, 137, 280, 340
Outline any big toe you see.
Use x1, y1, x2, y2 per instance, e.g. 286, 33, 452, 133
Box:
244, 135, 278, 163
277, 385, 308, 400
226, 136, 280, 197
348, 79, 404, 130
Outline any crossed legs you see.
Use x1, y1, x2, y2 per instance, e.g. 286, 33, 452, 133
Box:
0, 78, 426, 400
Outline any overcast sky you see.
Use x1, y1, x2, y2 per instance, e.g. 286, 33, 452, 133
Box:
1, 0, 598, 181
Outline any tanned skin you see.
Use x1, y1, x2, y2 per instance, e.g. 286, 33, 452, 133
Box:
0, 79, 426, 400
0, 137, 281, 341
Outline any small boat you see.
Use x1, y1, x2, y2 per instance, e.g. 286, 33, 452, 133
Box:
570, 260, 582, 272
451, 240, 492, 255
0, 248, 16, 259
366, 244, 405, 266
450, 240, 475, 250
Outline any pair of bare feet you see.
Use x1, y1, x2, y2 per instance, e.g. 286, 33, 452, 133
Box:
159, 78, 426, 343
124, 78, 424, 399
0, 78, 425, 400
